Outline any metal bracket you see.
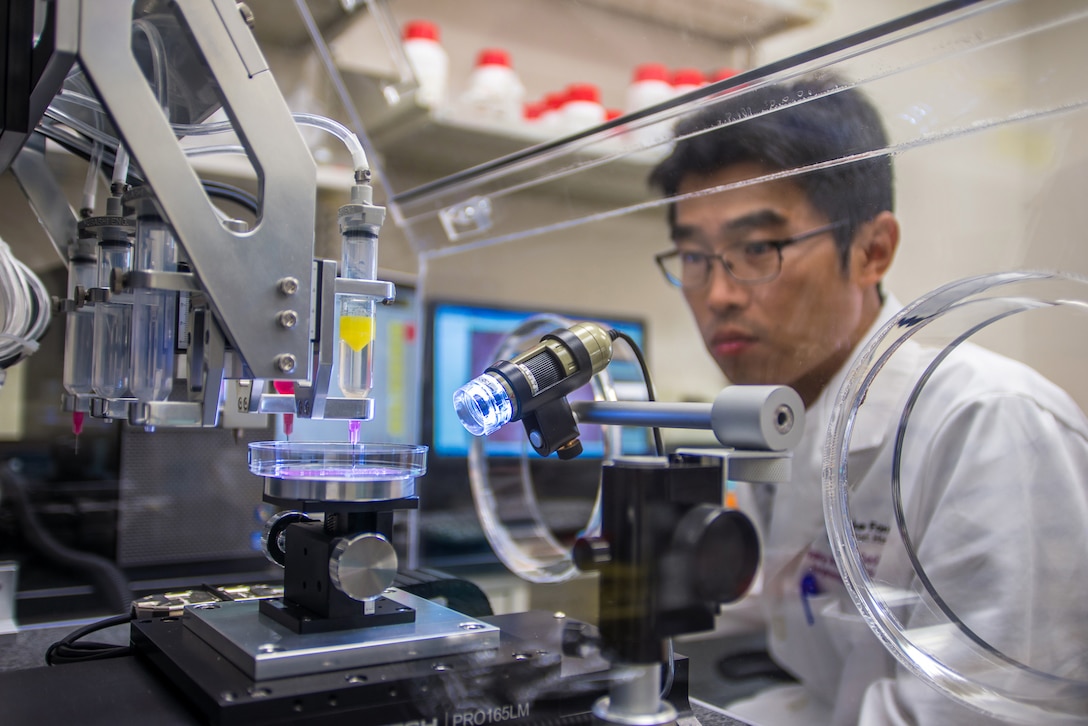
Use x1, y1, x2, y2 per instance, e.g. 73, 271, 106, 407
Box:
9, 136, 77, 263
439, 195, 493, 241
126, 270, 200, 292
674, 448, 793, 486
334, 277, 396, 302
77, 0, 318, 380
60, 392, 93, 414
186, 307, 227, 426
91, 396, 136, 420
130, 400, 203, 427
0, 562, 17, 634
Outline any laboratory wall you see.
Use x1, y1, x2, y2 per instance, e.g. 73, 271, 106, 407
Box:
763, 0, 1088, 408
369, 0, 1088, 412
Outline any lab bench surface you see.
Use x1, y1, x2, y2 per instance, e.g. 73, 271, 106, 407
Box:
0, 616, 754, 726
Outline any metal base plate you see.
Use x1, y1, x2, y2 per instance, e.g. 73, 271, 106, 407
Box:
182, 588, 497, 680
133, 608, 702, 725
258, 595, 415, 634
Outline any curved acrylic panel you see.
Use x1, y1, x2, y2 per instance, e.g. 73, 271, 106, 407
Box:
466, 314, 615, 583
825, 271, 1088, 723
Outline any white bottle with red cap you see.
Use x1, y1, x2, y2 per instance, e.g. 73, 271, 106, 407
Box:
710, 67, 741, 85
401, 20, 449, 109
457, 48, 526, 126
622, 63, 675, 152
625, 63, 674, 113
537, 90, 567, 134
672, 67, 707, 98
560, 83, 606, 134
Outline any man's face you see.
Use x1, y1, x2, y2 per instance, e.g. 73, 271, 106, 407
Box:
673, 162, 871, 406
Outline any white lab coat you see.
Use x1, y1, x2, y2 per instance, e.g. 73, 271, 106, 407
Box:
726, 295, 1088, 725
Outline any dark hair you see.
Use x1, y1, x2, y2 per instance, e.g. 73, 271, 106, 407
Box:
648, 74, 893, 272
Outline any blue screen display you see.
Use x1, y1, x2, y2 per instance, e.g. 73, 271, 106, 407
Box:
428, 302, 651, 458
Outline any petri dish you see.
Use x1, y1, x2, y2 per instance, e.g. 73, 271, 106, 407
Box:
824, 271, 1088, 723
249, 442, 427, 502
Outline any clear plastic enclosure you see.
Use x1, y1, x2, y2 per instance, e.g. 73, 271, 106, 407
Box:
273, 0, 1088, 717
389, 0, 1088, 259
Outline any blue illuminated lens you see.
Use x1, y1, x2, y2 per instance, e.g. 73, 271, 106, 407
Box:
453, 374, 513, 436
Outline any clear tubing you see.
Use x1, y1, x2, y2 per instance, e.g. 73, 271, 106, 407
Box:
91, 244, 133, 398
62, 254, 97, 396
291, 113, 368, 174
130, 216, 177, 401
43, 106, 117, 149
182, 144, 246, 158
0, 240, 50, 363
56, 88, 101, 112
49, 94, 368, 173
172, 113, 369, 173
82, 142, 104, 213
337, 231, 377, 399
112, 146, 130, 187
132, 18, 168, 109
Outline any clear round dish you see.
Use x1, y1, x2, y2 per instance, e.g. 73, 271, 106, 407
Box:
248, 442, 427, 481
249, 443, 427, 502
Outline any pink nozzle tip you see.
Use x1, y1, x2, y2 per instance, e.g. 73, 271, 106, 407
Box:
275, 381, 295, 435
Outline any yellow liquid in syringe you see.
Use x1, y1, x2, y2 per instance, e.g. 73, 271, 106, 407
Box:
338, 313, 374, 398
340, 315, 374, 351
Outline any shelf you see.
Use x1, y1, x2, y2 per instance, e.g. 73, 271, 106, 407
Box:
579, 0, 826, 43
382, 0, 1088, 258
342, 64, 667, 206
320, 0, 829, 190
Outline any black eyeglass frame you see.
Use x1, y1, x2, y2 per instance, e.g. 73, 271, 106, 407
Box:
654, 220, 847, 289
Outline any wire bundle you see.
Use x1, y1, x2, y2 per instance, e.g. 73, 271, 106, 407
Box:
0, 239, 51, 379
44, 613, 133, 665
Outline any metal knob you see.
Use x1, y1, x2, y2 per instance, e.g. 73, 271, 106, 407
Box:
673, 504, 760, 604
572, 536, 612, 571
261, 510, 313, 567
328, 532, 397, 602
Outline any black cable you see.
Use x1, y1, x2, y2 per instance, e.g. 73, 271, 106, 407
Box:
33, 129, 260, 217
45, 612, 133, 666
610, 330, 665, 456
201, 179, 259, 215
0, 464, 132, 615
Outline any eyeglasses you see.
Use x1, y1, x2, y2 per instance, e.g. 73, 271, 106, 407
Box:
655, 221, 845, 289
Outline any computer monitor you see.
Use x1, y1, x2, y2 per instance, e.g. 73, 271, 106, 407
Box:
426, 300, 652, 459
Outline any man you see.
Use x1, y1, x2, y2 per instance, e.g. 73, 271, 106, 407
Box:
649, 75, 1088, 724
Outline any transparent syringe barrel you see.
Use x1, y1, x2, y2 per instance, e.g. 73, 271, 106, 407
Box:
63, 250, 97, 396
92, 242, 133, 398
130, 216, 177, 401
337, 230, 377, 399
